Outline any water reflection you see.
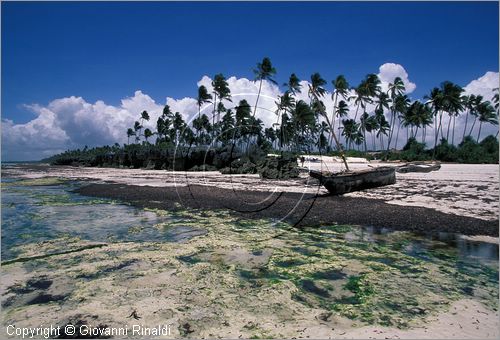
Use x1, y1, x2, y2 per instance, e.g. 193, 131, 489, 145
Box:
1, 178, 205, 260
343, 224, 498, 265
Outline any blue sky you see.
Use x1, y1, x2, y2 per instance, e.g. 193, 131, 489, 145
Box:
2, 1, 498, 125
1, 1, 499, 161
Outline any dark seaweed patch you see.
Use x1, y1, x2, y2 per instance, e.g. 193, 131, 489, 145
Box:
76, 259, 138, 280
300, 279, 330, 298
312, 269, 347, 281
274, 259, 306, 267
177, 254, 202, 265
27, 293, 68, 305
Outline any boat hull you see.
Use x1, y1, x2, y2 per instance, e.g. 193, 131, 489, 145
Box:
310, 166, 396, 195
396, 162, 441, 173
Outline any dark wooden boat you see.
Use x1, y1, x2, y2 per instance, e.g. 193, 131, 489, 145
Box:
396, 162, 441, 173
310, 166, 396, 195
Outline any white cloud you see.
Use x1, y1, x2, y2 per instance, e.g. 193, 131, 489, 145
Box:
2, 67, 497, 160
463, 71, 498, 102
377, 63, 416, 94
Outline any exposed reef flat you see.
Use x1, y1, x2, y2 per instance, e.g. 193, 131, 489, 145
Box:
1, 209, 498, 339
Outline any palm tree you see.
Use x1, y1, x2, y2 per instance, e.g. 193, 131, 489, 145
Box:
342, 119, 359, 150
274, 91, 295, 125
420, 103, 434, 144
135, 110, 149, 141
216, 102, 227, 130
156, 105, 173, 143
292, 100, 316, 151
126, 128, 135, 144
467, 95, 484, 138
375, 109, 390, 150
440, 81, 464, 143
360, 111, 370, 151
404, 101, 433, 142
386, 77, 405, 149
278, 112, 293, 149
439, 82, 464, 143
352, 74, 381, 121
252, 57, 277, 118
330, 75, 350, 145
264, 127, 277, 147
373, 92, 391, 150
143, 128, 153, 143
133, 121, 142, 142
317, 121, 330, 153
364, 114, 379, 150
219, 109, 235, 144
462, 95, 478, 142
197, 85, 213, 118
140, 110, 150, 124
476, 101, 498, 142
335, 100, 349, 147
308, 73, 327, 102
172, 112, 186, 144
493, 88, 499, 138
235, 99, 252, 141
212, 74, 232, 126
285, 73, 302, 95
425, 86, 445, 152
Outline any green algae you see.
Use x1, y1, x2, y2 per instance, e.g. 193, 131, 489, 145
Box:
1, 177, 67, 187
2, 203, 498, 335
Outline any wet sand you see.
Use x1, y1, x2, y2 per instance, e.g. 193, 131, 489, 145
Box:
3, 163, 497, 235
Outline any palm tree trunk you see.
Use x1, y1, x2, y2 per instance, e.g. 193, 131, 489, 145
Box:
338, 121, 343, 149
434, 111, 443, 149
462, 110, 469, 142
363, 125, 367, 152
433, 115, 437, 147
329, 93, 338, 147
395, 119, 401, 150
446, 115, 452, 141
386, 109, 395, 153
452, 115, 456, 145
253, 79, 263, 117
477, 122, 483, 143
469, 116, 477, 137
354, 102, 361, 121
212, 93, 217, 138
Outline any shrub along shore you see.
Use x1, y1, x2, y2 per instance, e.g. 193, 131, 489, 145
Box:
43, 134, 498, 177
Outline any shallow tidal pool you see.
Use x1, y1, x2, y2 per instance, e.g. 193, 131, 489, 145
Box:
1, 176, 498, 338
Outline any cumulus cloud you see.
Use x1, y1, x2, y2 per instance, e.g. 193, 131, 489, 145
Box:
377, 63, 417, 94
463, 71, 498, 102
456, 71, 499, 142
2, 65, 498, 160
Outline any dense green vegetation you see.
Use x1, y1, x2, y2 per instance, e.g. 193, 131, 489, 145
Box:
45, 57, 499, 168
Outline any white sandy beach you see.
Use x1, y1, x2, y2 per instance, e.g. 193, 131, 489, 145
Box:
3, 161, 498, 222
